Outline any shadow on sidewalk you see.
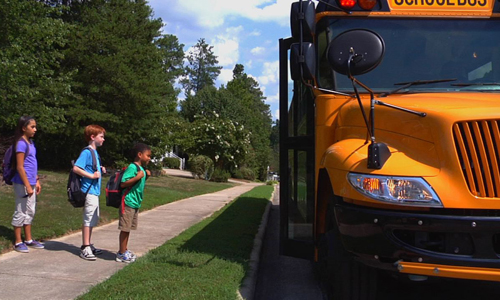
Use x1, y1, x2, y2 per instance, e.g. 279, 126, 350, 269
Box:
43, 240, 117, 261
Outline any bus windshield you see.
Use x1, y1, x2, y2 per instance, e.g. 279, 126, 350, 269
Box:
317, 18, 500, 94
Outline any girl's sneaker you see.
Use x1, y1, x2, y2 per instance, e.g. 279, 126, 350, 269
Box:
90, 244, 103, 255
80, 246, 97, 261
14, 242, 29, 253
25, 240, 44, 249
116, 250, 135, 263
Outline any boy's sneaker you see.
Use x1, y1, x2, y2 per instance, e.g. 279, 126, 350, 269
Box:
80, 246, 97, 261
25, 240, 44, 249
90, 244, 103, 255
127, 250, 137, 260
116, 250, 135, 263
14, 242, 29, 253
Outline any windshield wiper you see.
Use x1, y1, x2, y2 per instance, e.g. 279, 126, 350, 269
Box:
380, 78, 457, 97
451, 82, 500, 87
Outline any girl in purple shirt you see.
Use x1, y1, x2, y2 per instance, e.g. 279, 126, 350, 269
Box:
11, 116, 44, 253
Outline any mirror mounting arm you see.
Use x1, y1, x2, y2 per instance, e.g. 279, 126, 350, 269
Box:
348, 50, 391, 169
348, 51, 374, 142
328, 30, 389, 169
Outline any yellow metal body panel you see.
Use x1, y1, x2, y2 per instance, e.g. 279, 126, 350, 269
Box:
316, 92, 500, 209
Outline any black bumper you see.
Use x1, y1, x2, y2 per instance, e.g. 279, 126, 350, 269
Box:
335, 203, 500, 271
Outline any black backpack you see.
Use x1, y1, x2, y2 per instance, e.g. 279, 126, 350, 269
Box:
67, 147, 97, 208
105, 163, 141, 208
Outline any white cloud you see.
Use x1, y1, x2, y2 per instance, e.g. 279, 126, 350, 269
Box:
148, 0, 290, 121
249, 30, 261, 37
251, 46, 266, 56
274, 109, 280, 120
213, 39, 240, 66
257, 60, 279, 86
212, 26, 242, 67
218, 68, 234, 85
151, 0, 294, 29
266, 91, 279, 104
246, 60, 253, 69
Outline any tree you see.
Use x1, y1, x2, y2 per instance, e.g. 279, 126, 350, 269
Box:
0, 0, 186, 169
180, 38, 222, 97
226, 64, 272, 180
178, 63, 272, 180
156, 34, 185, 85
38, 0, 181, 167
180, 86, 239, 122
0, 0, 72, 136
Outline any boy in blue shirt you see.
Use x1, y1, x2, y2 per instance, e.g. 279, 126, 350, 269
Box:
73, 125, 106, 261
116, 143, 151, 263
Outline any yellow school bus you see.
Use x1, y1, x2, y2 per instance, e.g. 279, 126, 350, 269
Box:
280, 0, 500, 298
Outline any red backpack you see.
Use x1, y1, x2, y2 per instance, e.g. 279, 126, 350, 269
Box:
106, 163, 141, 209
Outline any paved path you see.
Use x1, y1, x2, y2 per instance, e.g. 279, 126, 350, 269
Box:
0, 171, 261, 300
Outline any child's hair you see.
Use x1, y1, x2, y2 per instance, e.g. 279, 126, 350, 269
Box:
13, 116, 35, 147
130, 143, 151, 160
84, 125, 106, 142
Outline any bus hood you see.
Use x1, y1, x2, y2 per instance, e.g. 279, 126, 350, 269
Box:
337, 92, 500, 143
330, 92, 500, 208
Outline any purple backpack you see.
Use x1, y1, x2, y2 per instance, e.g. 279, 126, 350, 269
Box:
2, 139, 29, 185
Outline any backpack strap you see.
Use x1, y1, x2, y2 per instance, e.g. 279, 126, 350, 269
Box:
23, 139, 30, 157
120, 163, 143, 214
83, 146, 97, 172
12, 138, 30, 163
82, 146, 98, 196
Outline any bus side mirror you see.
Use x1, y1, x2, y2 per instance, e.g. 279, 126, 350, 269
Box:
290, 42, 316, 81
327, 29, 385, 76
290, 1, 316, 42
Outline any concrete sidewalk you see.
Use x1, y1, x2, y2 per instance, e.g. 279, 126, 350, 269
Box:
0, 179, 261, 300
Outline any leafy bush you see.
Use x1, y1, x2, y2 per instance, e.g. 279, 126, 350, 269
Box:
148, 161, 164, 177
231, 168, 243, 179
189, 155, 214, 180
240, 167, 255, 181
163, 157, 180, 169
114, 160, 130, 169
266, 180, 278, 185
211, 168, 230, 182
258, 167, 268, 182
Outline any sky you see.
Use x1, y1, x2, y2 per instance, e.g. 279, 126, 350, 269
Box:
148, 0, 297, 121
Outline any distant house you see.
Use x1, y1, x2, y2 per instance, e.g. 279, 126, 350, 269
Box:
159, 150, 186, 170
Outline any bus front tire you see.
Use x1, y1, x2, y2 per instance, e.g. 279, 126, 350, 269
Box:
318, 201, 378, 300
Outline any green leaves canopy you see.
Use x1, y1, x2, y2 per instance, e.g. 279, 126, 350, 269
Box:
1, 0, 184, 168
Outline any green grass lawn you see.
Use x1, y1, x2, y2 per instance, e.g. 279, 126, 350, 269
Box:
78, 185, 274, 300
0, 170, 234, 254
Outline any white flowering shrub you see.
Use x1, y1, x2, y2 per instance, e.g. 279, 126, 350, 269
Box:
188, 111, 251, 169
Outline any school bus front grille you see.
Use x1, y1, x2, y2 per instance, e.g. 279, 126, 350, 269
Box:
453, 120, 500, 198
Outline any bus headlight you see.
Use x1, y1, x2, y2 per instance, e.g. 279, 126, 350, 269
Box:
347, 173, 442, 207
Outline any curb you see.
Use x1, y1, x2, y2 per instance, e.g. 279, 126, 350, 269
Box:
238, 184, 276, 300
